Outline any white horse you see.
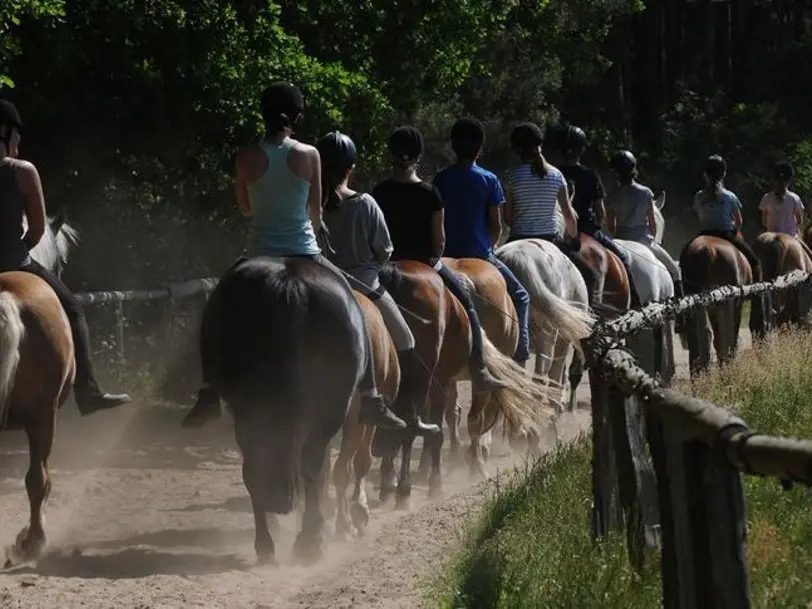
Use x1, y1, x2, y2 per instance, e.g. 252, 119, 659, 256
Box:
495, 239, 596, 410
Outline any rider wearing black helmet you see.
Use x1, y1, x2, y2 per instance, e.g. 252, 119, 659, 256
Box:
0, 99, 132, 414
606, 149, 684, 298
317, 129, 437, 436
183, 83, 408, 432
683, 154, 762, 279
558, 125, 639, 303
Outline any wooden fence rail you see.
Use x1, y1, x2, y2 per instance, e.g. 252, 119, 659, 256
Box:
585, 269, 812, 609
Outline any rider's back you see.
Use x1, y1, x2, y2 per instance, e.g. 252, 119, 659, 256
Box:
245, 138, 320, 258
0, 159, 28, 270
693, 188, 741, 232
506, 163, 563, 237
608, 181, 653, 241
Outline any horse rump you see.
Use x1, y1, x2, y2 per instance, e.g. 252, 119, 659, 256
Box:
0, 291, 24, 428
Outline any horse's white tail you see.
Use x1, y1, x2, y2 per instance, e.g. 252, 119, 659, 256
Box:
480, 330, 560, 434
498, 249, 595, 347
0, 292, 24, 427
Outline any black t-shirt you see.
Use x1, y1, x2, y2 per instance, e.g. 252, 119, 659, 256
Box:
560, 163, 605, 233
372, 179, 443, 262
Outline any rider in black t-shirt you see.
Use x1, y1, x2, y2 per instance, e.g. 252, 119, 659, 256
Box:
372, 126, 507, 393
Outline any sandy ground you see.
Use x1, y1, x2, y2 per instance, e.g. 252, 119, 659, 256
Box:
0, 330, 737, 609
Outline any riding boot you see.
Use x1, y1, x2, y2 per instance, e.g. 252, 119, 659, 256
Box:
71, 315, 133, 416
181, 386, 223, 428
393, 349, 440, 436
358, 394, 408, 430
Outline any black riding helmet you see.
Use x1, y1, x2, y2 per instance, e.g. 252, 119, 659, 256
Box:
559, 125, 587, 155
610, 149, 637, 174
389, 125, 424, 163
259, 82, 304, 130
316, 130, 357, 175
704, 155, 727, 181
774, 161, 794, 182
510, 122, 545, 156
0, 99, 22, 130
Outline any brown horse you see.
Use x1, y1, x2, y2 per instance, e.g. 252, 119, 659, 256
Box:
331, 290, 400, 537
679, 236, 769, 375
0, 272, 75, 567
754, 232, 812, 327
375, 259, 556, 503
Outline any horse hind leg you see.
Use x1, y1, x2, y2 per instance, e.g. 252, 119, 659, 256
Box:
293, 429, 333, 565
349, 426, 374, 535
6, 414, 56, 567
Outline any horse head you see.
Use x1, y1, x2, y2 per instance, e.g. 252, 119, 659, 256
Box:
652, 191, 666, 246
27, 208, 81, 278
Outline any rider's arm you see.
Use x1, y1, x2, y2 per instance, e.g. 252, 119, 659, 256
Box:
430, 187, 446, 257
757, 194, 770, 230
592, 171, 607, 227
731, 193, 744, 230
486, 175, 506, 246
503, 174, 514, 227
16, 161, 46, 249
366, 196, 394, 263
794, 195, 804, 233
234, 146, 254, 217
289, 143, 323, 233
557, 180, 578, 238
606, 206, 617, 235
646, 192, 658, 236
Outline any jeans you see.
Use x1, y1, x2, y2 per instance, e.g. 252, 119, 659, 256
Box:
591, 229, 632, 267
364, 284, 415, 352
17, 258, 101, 395
430, 259, 489, 370
487, 254, 531, 363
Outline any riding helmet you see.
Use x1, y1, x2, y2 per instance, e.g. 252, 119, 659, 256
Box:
389, 125, 424, 163
704, 155, 727, 180
0, 99, 22, 130
316, 130, 358, 175
774, 161, 794, 181
559, 125, 587, 154
450, 117, 486, 147
259, 82, 305, 127
610, 149, 637, 174
510, 122, 545, 155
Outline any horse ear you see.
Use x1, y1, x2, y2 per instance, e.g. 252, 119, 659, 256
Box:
50, 207, 69, 234
655, 191, 666, 210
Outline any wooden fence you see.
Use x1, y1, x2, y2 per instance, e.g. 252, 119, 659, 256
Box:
584, 269, 812, 609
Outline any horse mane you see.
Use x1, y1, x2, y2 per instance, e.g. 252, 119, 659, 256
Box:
378, 261, 405, 294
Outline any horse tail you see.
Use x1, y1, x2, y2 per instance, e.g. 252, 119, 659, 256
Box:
497, 247, 595, 347
480, 330, 559, 433
0, 292, 24, 426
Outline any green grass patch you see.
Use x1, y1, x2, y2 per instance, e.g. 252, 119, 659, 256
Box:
433, 328, 812, 608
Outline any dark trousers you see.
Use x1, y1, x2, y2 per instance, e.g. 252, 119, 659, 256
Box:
18, 258, 100, 394
591, 229, 632, 267
697, 229, 762, 280
507, 233, 600, 306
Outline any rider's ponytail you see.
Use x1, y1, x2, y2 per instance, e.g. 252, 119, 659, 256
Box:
510, 122, 549, 179
704, 155, 727, 201
529, 147, 550, 180
316, 131, 358, 213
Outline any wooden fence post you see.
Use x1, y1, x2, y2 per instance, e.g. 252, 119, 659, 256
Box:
115, 299, 126, 370
588, 365, 619, 539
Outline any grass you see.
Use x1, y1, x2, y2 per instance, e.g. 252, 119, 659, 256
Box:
433, 327, 812, 608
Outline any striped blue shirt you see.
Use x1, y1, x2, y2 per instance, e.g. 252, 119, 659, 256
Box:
507, 163, 566, 236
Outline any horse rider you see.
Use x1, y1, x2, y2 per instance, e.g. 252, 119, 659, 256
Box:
683, 154, 763, 281
316, 129, 437, 434
182, 82, 407, 431
758, 161, 806, 238
371, 124, 508, 392
558, 125, 639, 304
431, 117, 532, 366
606, 149, 684, 299
0, 99, 132, 414
502, 122, 599, 304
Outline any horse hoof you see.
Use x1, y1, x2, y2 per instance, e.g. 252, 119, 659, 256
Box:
349, 503, 370, 532
293, 535, 323, 565
428, 480, 443, 500
256, 553, 278, 567
378, 488, 395, 505
395, 496, 410, 511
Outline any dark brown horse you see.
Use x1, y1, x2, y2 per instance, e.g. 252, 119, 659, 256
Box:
331, 290, 400, 537
0, 272, 75, 567
680, 236, 769, 375
754, 232, 812, 327
200, 256, 374, 565
375, 259, 556, 503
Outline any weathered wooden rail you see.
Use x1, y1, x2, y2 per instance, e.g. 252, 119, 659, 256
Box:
584, 269, 812, 609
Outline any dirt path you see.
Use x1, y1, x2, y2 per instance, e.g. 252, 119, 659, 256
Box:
0, 335, 715, 609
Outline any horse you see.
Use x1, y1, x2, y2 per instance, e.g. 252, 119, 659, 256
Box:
494, 240, 595, 410
199, 256, 374, 565
376, 259, 557, 501
753, 232, 812, 327
331, 290, 400, 538
1, 212, 81, 567
679, 234, 769, 376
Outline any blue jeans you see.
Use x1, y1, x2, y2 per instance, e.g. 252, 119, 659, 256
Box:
487, 254, 531, 363
591, 229, 632, 267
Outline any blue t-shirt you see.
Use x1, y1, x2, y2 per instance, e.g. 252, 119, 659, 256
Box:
693, 188, 743, 232
432, 163, 505, 258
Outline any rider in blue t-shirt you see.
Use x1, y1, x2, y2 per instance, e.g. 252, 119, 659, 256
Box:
432, 117, 531, 364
